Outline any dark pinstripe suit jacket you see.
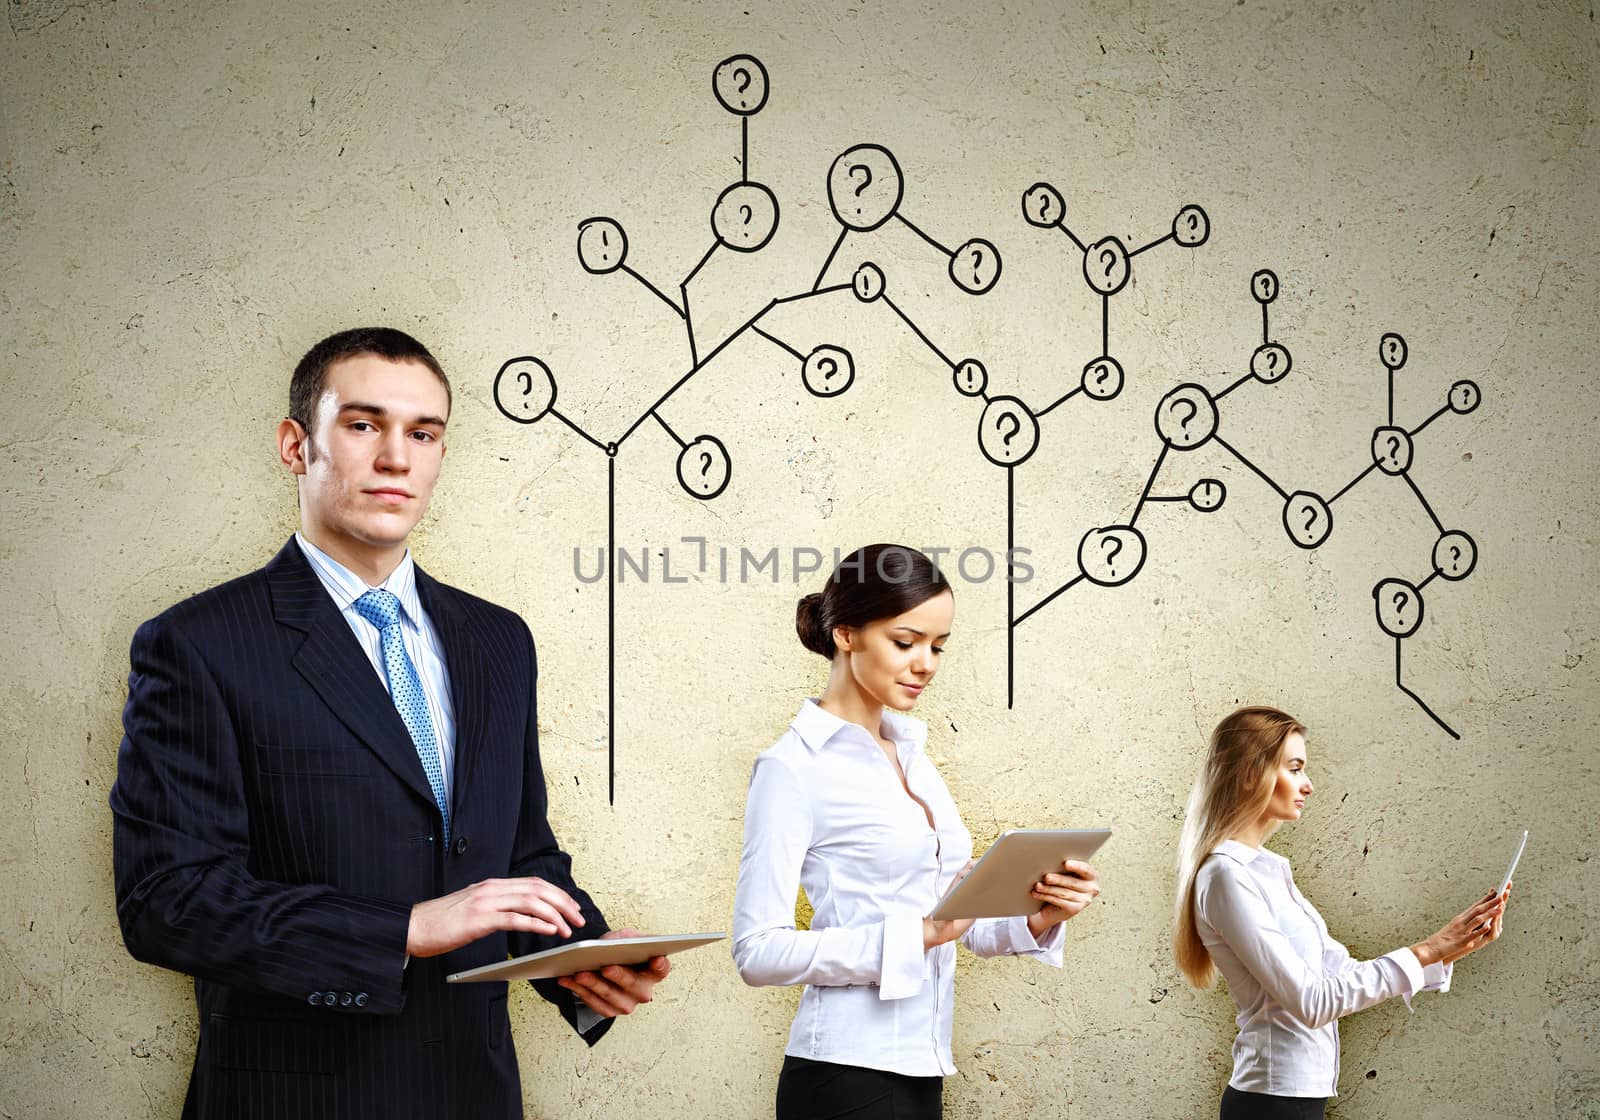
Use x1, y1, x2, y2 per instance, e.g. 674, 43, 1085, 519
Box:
111, 538, 611, 1119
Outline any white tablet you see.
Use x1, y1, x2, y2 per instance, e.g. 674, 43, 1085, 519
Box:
446, 932, 726, 983
929, 828, 1111, 921
1497, 830, 1528, 897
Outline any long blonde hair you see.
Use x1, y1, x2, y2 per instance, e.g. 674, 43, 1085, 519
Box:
1173, 706, 1306, 988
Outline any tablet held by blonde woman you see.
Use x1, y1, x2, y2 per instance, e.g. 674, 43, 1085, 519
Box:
1172, 707, 1509, 1120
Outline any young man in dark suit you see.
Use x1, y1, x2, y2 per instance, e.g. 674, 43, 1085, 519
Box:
110, 327, 668, 1119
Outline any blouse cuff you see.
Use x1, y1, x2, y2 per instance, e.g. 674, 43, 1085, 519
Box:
1008, 914, 1066, 964
1385, 946, 1426, 1011
878, 912, 927, 1001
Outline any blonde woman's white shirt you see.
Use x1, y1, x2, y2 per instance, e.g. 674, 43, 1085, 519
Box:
1196, 839, 1452, 1098
733, 699, 1064, 1077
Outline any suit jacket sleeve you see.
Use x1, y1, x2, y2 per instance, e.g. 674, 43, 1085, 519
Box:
110, 612, 414, 1014
506, 622, 614, 1044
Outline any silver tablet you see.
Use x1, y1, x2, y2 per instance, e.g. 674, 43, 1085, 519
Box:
929, 828, 1111, 921
446, 932, 726, 983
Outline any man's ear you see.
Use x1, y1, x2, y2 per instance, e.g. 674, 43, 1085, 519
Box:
277, 417, 310, 476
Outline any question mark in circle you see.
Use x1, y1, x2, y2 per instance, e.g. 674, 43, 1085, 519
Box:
698, 451, 713, 477
1101, 534, 1123, 577
733, 67, 751, 95
1392, 590, 1409, 620
997, 413, 1021, 447
1302, 505, 1318, 537
848, 164, 872, 197
1267, 350, 1278, 372
818, 357, 837, 382
971, 246, 984, 286
1385, 434, 1401, 463
1187, 211, 1198, 234
1094, 362, 1110, 388
1100, 247, 1117, 280
739, 203, 752, 226
516, 370, 532, 397
1173, 398, 1198, 435
1448, 545, 1461, 571
1037, 193, 1051, 223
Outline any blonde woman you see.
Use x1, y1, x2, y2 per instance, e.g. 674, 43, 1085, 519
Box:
1173, 707, 1510, 1119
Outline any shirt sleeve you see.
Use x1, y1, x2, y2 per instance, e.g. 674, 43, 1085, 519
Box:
731, 755, 926, 1000
960, 915, 1065, 964
1197, 862, 1420, 1029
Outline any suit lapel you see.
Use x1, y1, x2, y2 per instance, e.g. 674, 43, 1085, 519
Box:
415, 568, 490, 825
266, 539, 439, 810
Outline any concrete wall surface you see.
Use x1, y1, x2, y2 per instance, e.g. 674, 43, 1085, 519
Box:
2, 0, 1595, 1115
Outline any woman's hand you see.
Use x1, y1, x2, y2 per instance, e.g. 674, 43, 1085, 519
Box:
923, 860, 978, 950
1026, 860, 1101, 940
1412, 883, 1511, 967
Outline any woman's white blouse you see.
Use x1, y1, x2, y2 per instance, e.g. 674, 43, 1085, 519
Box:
733, 700, 1063, 1077
1195, 839, 1453, 1098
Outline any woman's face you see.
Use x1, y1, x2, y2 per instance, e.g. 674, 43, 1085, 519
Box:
837, 590, 954, 712
1262, 731, 1313, 825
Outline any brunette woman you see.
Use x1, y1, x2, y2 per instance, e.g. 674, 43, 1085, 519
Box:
734, 544, 1101, 1120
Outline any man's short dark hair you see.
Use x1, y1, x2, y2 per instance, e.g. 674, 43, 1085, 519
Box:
289, 327, 452, 436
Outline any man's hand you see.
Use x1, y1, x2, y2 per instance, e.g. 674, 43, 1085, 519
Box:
406, 877, 586, 959
555, 928, 671, 1018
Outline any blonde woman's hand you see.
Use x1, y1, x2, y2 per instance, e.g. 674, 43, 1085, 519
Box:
1412, 883, 1511, 967
923, 860, 978, 950
1027, 860, 1101, 940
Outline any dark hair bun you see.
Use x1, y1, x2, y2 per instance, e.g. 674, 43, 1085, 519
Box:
795, 592, 834, 658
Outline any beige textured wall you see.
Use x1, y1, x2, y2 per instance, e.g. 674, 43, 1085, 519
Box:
2, 0, 1596, 1116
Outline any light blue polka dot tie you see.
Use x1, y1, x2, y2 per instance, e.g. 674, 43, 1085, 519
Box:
354, 589, 449, 844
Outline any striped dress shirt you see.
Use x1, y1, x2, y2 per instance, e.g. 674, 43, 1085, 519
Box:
295, 533, 457, 801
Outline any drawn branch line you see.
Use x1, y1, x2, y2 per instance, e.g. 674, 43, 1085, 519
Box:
1215, 434, 1291, 501
1129, 443, 1173, 528
1398, 637, 1460, 740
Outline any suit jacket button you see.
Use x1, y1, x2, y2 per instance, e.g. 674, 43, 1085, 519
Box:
340, 992, 353, 1006
324, 991, 337, 1006
308, 992, 322, 1006
454, 836, 468, 855
355, 992, 369, 1007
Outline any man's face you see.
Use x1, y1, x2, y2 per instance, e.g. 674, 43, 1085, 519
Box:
284, 353, 449, 557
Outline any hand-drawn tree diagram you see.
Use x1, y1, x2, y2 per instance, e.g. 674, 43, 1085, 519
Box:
493, 55, 1482, 801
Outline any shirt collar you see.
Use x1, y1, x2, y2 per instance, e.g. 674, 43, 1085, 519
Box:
1210, 838, 1267, 865
790, 697, 929, 754
295, 532, 422, 627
